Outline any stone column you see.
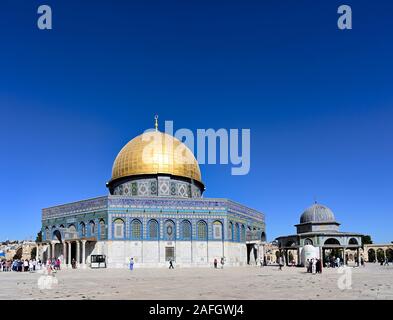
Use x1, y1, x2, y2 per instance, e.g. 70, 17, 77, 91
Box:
63, 242, 67, 266
260, 244, 265, 266
343, 248, 346, 266
36, 244, 40, 261
51, 242, 56, 259
81, 240, 86, 268
357, 248, 360, 266
76, 241, 80, 267
68, 242, 72, 268
47, 243, 51, 261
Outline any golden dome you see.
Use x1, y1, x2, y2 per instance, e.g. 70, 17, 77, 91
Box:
110, 130, 203, 184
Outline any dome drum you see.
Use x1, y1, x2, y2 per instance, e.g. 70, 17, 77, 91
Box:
107, 173, 204, 198
296, 203, 340, 234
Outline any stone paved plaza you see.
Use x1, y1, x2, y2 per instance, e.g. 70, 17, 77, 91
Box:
1, 263, 392, 300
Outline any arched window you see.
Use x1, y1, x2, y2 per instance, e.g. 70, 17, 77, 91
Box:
197, 220, 207, 241
80, 222, 86, 237
348, 238, 358, 245
148, 220, 159, 240
240, 224, 246, 242
131, 219, 142, 240
234, 223, 240, 242
99, 219, 106, 240
324, 238, 341, 245
228, 222, 233, 241
113, 219, 125, 239
304, 238, 313, 246
212, 221, 223, 240
89, 221, 96, 236
181, 220, 192, 240
164, 220, 175, 241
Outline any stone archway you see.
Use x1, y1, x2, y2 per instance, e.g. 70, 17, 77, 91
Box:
324, 238, 341, 245
53, 230, 62, 242
377, 248, 385, 263
368, 249, 376, 262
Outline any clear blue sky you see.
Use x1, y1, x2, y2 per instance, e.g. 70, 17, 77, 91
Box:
1, 0, 392, 243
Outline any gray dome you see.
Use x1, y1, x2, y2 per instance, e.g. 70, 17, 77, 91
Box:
300, 203, 336, 223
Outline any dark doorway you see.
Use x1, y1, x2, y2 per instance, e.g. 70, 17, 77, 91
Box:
246, 244, 257, 265
71, 242, 77, 262
165, 247, 175, 262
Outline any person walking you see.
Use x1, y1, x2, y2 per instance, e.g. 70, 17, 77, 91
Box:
169, 259, 174, 269
220, 257, 225, 269
214, 258, 218, 269
129, 258, 134, 271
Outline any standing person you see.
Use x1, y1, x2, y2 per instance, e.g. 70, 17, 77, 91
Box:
129, 258, 134, 271
312, 259, 317, 274
278, 256, 284, 271
220, 257, 225, 269
169, 259, 174, 269
213, 258, 218, 269
317, 259, 322, 273
361, 256, 365, 267
29, 259, 33, 272
71, 258, 76, 269
23, 259, 29, 272
56, 258, 61, 270
336, 257, 341, 268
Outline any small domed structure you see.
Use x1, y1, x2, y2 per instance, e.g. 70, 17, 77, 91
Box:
300, 203, 336, 224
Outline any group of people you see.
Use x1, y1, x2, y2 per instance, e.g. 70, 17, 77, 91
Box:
0, 257, 69, 273
306, 258, 323, 274
325, 256, 343, 268
0, 258, 43, 272
213, 257, 225, 269
380, 258, 390, 266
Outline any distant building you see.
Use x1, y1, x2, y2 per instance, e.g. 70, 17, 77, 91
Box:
276, 203, 363, 266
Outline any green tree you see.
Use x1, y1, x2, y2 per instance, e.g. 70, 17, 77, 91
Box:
377, 250, 385, 262
361, 235, 373, 247
30, 247, 37, 259
35, 231, 42, 243
386, 249, 393, 262
368, 250, 376, 262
